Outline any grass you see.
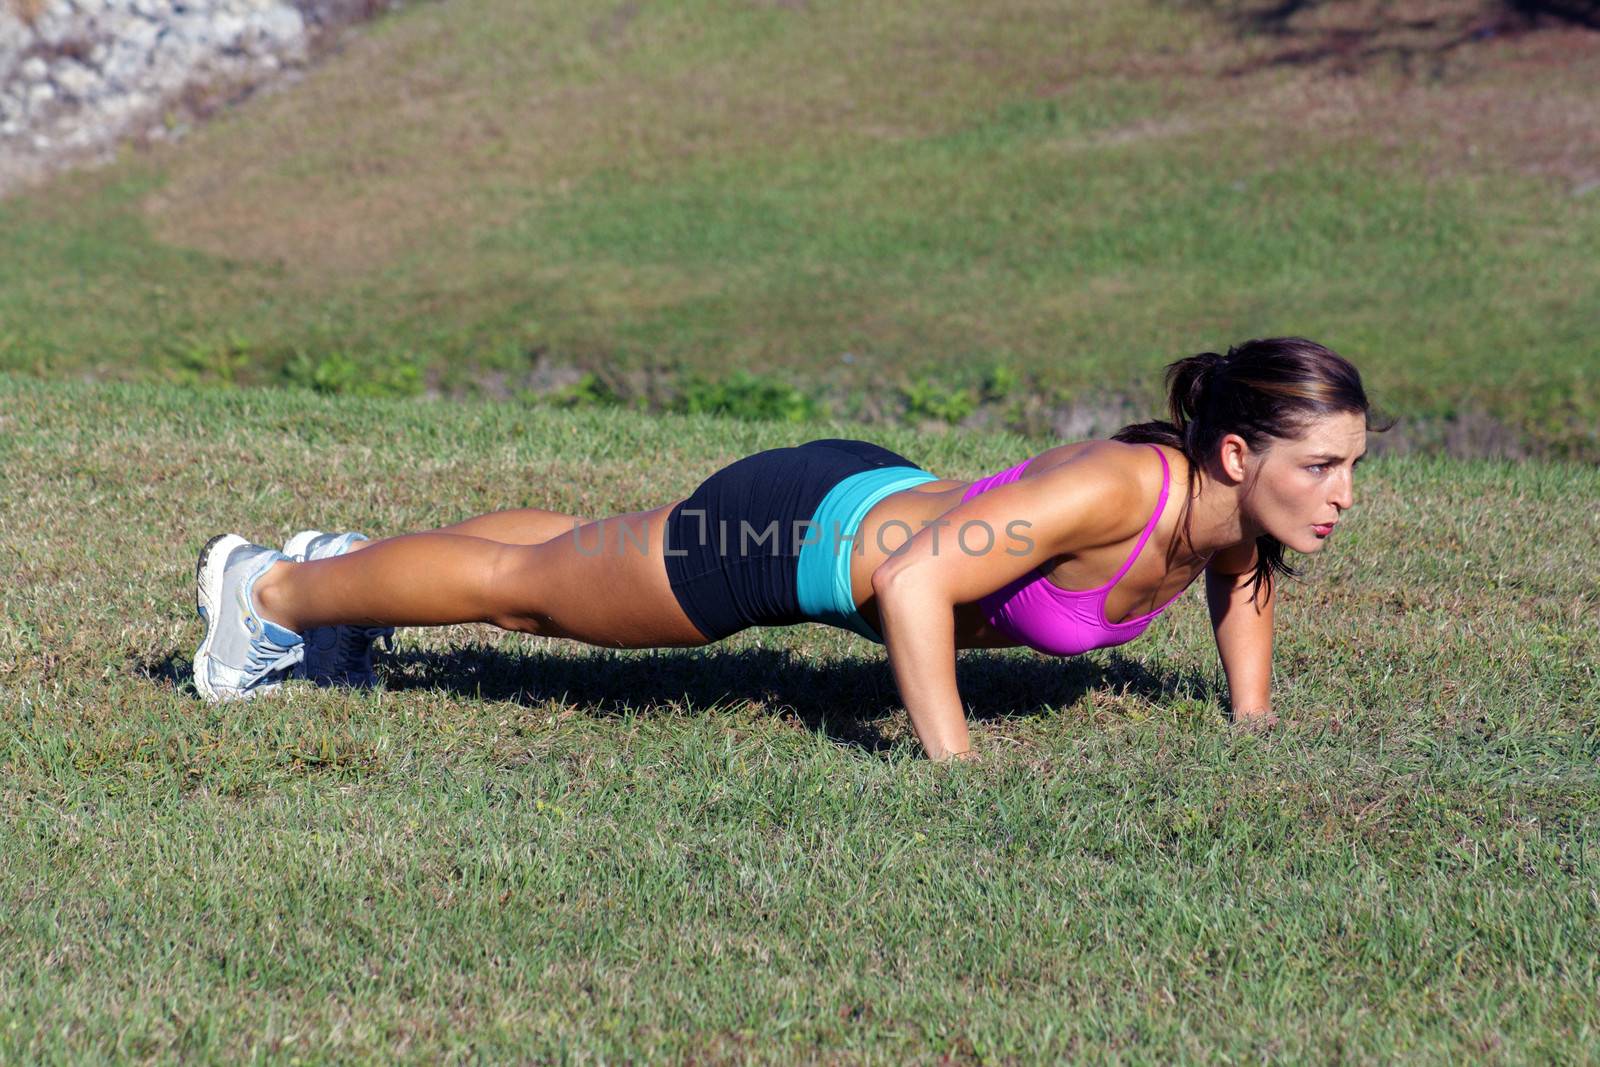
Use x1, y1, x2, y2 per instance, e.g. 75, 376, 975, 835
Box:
2, 372, 1598, 1061
0, 0, 1596, 458
4, 0, 1597, 1056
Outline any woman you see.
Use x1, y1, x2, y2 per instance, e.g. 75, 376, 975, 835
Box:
192, 337, 1387, 760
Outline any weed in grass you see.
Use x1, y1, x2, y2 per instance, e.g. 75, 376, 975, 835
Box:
900, 377, 978, 425
674, 368, 822, 423
978, 362, 1021, 404
541, 369, 625, 410
163, 333, 254, 388
281, 348, 427, 398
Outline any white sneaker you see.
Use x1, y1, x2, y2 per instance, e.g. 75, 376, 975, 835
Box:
283, 530, 395, 687
193, 534, 304, 702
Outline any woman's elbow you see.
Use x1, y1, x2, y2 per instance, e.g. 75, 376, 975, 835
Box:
871, 560, 909, 596
872, 567, 957, 626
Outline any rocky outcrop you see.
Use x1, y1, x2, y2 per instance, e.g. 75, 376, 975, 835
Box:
0, 0, 391, 195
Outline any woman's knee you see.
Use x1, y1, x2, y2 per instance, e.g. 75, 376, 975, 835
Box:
480, 542, 555, 634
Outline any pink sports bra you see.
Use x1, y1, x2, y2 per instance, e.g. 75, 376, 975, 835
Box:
962, 443, 1188, 656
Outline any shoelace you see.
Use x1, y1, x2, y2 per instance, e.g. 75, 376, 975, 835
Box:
245, 640, 304, 683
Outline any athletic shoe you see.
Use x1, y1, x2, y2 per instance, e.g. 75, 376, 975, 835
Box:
282, 530, 395, 687
193, 534, 305, 703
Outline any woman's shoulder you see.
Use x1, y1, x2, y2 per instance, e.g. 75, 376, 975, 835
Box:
1029, 438, 1186, 495
1009, 440, 1169, 549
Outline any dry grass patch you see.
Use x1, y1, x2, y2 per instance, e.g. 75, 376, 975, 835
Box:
136, 0, 1165, 277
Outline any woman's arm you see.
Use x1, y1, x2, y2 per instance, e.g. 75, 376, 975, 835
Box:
1204, 547, 1277, 725
871, 446, 1146, 760
872, 572, 971, 760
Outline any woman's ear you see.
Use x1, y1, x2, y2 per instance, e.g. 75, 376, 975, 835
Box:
1217, 433, 1253, 484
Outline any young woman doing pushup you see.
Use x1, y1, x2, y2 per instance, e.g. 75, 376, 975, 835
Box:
192, 336, 1386, 761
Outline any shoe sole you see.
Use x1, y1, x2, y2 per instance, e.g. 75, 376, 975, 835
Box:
193, 533, 248, 703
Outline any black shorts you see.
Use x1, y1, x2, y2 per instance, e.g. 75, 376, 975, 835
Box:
664, 438, 927, 642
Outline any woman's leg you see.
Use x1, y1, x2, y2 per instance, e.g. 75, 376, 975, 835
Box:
343, 507, 593, 551
252, 501, 711, 649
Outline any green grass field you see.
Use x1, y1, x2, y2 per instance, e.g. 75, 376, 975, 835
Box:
5, 0, 1598, 1059
1, 0, 1597, 458
3, 373, 1597, 1061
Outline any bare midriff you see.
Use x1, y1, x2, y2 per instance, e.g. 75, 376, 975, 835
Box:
849, 442, 1210, 650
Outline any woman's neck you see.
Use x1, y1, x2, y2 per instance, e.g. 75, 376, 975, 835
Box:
1180, 460, 1259, 560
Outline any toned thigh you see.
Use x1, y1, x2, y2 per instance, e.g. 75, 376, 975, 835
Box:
501, 500, 712, 649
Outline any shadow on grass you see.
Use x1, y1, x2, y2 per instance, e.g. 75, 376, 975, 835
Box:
1175, 0, 1598, 78
138, 639, 1219, 755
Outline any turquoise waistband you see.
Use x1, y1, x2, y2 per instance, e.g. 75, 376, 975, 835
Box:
795, 466, 939, 644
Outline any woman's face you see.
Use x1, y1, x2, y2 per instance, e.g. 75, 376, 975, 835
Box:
1244, 412, 1368, 553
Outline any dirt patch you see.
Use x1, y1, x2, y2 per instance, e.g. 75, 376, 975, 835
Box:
1173, 14, 1600, 189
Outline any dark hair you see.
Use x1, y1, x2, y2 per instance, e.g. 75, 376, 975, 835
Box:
1112, 337, 1395, 604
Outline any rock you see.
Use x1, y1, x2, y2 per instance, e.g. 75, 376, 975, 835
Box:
0, 10, 27, 52
32, 6, 87, 48
102, 42, 144, 88
255, 6, 303, 45
210, 12, 245, 43
0, 0, 397, 197
153, 33, 207, 84
53, 60, 102, 101
120, 16, 162, 51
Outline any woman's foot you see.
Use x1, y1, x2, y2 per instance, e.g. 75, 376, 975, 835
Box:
192, 535, 305, 702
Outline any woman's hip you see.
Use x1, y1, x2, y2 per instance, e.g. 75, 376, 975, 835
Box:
662, 439, 932, 642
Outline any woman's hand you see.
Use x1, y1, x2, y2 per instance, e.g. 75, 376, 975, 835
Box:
1230, 707, 1278, 730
